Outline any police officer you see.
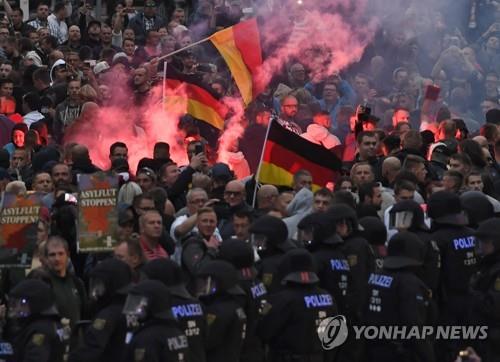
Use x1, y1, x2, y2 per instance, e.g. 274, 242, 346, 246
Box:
427, 191, 477, 361
249, 215, 296, 293
298, 212, 351, 316
389, 200, 441, 298
359, 216, 388, 271
195, 260, 247, 362
470, 218, 500, 361
257, 248, 337, 362
5, 279, 68, 362
364, 232, 435, 362
218, 239, 267, 362
460, 191, 495, 229
327, 204, 374, 323
69, 258, 132, 362
143, 258, 206, 362
123, 280, 189, 362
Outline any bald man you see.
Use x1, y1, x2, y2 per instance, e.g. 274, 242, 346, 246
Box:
71, 144, 101, 182
472, 135, 488, 149
382, 156, 401, 187
219, 180, 253, 239
256, 184, 279, 213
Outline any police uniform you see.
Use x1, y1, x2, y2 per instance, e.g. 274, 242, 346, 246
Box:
327, 205, 375, 322
388, 200, 441, 298
250, 216, 297, 293
364, 232, 434, 362
257, 248, 338, 362
428, 192, 477, 361
470, 218, 500, 361
359, 216, 388, 272
6, 279, 68, 362
299, 212, 352, 316
69, 258, 132, 362
143, 258, 207, 362
219, 239, 267, 362
196, 260, 247, 362
124, 280, 190, 362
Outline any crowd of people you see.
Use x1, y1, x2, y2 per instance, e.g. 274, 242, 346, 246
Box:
0, 0, 500, 361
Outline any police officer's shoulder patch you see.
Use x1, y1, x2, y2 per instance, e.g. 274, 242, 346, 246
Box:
262, 273, 273, 287
93, 318, 107, 330
134, 348, 145, 361
347, 255, 358, 267
32, 333, 45, 346
494, 277, 500, 291
206, 313, 216, 326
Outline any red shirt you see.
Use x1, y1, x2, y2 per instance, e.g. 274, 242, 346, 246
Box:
140, 237, 168, 261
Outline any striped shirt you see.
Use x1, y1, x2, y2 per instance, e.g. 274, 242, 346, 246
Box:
26, 17, 61, 42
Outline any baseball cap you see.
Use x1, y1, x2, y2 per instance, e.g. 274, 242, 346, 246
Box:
93, 61, 110, 75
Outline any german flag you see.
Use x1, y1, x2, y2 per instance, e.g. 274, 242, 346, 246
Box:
165, 68, 228, 130
210, 18, 263, 106
257, 121, 342, 189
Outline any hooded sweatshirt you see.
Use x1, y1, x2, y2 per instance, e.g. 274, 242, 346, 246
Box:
283, 187, 313, 239
301, 123, 341, 149
2, 123, 28, 156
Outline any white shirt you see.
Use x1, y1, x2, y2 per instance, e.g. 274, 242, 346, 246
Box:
23, 111, 45, 127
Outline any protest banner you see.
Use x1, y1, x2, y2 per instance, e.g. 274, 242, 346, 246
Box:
77, 172, 119, 252
0, 192, 43, 268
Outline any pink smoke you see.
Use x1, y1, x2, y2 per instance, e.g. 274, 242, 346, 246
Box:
64, 82, 189, 173
216, 96, 250, 179
257, 5, 377, 87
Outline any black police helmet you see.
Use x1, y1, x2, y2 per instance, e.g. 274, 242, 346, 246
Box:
384, 231, 425, 269
390, 200, 428, 231
327, 204, 359, 231
89, 258, 132, 297
197, 260, 244, 295
9, 279, 56, 317
280, 249, 319, 285
218, 239, 255, 269
249, 215, 289, 246
427, 191, 468, 226
128, 280, 174, 320
460, 191, 494, 228
359, 216, 387, 245
475, 218, 500, 249
143, 258, 191, 298
297, 212, 342, 245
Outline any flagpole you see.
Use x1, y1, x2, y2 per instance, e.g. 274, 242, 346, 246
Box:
157, 36, 212, 62
162, 59, 168, 102
251, 116, 274, 208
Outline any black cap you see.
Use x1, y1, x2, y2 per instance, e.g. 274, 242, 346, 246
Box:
384, 231, 424, 269
427, 191, 468, 226
280, 249, 319, 285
